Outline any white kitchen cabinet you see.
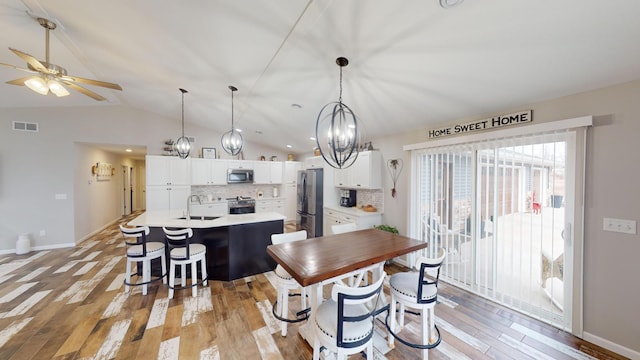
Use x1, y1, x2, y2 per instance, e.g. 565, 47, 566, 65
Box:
146, 185, 190, 212
191, 158, 228, 185
333, 151, 382, 189
227, 160, 254, 169
254, 161, 283, 184
146, 155, 191, 186
256, 198, 286, 215
284, 161, 302, 183
189, 202, 228, 217
323, 206, 382, 235
304, 156, 324, 169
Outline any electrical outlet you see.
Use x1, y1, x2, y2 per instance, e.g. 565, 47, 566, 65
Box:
603, 217, 637, 234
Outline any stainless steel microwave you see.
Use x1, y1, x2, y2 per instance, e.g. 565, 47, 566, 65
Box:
227, 169, 254, 184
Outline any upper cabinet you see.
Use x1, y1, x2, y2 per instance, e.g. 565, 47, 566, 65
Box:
284, 161, 302, 184
227, 160, 254, 170
191, 159, 228, 185
146, 155, 191, 185
333, 151, 382, 189
304, 156, 324, 169
254, 161, 283, 184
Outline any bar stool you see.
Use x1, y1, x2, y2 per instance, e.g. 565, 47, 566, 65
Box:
119, 225, 167, 295
386, 248, 446, 359
332, 223, 368, 286
162, 227, 208, 298
271, 230, 309, 336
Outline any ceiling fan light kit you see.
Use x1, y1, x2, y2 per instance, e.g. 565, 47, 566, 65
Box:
315, 56, 360, 169
221, 85, 244, 156
1, 17, 122, 100
175, 88, 191, 159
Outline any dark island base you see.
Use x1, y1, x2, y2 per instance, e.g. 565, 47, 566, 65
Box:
146, 220, 283, 281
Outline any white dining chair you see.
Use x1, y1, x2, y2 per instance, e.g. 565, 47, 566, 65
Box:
271, 230, 309, 336
387, 248, 446, 359
331, 222, 357, 235
119, 225, 167, 295
331, 222, 369, 287
162, 227, 208, 298
312, 272, 386, 360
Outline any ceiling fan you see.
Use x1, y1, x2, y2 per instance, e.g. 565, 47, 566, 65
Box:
0, 17, 122, 101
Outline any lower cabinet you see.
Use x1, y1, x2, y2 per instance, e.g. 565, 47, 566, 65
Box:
323, 207, 382, 235
256, 198, 286, 216
146, 185, 190, 212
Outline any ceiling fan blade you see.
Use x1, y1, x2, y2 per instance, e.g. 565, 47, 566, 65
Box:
0, 62, 40, 74
9, 48, 49, 73
5, 77, 36, 86
63, 81, 107, 101
62, 75, 122, 91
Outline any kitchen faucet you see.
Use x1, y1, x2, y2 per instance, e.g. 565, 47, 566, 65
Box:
187, 194, 201, 218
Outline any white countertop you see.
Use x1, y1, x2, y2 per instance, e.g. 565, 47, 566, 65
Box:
325, 205, 383, 217
128, 210, 286, 228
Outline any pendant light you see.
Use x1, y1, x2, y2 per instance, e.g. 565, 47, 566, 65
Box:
221, 85, 243, 156
315, 57, 360, 169
175, 88, 191, 159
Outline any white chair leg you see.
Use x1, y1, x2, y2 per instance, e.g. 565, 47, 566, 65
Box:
422, 308, 429, 360
399, 303, 406, 328
191, 261, 197, 297
312, 336, 321, 360
125, 259, 132, 293
160, 253, 167, 284
201, 257, 208, 286
281, 288, 289, 336
180, 264, 186, 288
168, 262, 176, 299
142, 260, 149, 295
388, 294, 396, 348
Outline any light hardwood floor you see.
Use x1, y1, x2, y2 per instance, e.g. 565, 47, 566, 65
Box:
0, 212, 627, 359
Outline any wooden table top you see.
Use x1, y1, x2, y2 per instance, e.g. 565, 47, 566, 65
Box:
266, 228, 428, 287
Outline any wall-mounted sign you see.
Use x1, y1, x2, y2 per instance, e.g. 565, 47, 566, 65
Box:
428, 110, 532, 139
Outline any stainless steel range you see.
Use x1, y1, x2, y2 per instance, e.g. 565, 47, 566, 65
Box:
227, 196, 256, 214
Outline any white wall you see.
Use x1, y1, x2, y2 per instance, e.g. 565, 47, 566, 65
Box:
2, 80, 640, 357
369, 80, 640, 357
0, 105, 288, 251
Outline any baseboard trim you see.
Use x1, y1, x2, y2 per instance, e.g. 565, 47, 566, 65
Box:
583, 331, 640, 360
75, 216, 123, 245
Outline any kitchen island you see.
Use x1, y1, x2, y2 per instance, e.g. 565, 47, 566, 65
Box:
128, 211, 285, 281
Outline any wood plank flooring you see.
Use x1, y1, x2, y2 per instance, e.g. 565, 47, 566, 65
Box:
0, 212, 628, 359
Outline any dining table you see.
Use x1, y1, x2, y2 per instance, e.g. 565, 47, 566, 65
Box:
266, 228, 429, 352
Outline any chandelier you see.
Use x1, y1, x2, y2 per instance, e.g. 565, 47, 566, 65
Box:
221, 85, 243, 156
315, 57, 360, 169
174, 88, 191, 159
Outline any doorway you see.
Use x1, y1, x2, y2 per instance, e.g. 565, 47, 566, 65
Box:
411, 132, 578, 331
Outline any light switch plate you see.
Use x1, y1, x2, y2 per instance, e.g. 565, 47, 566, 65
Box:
603, 217, 637, 234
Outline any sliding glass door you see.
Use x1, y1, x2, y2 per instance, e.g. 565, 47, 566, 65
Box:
412, 133, 575, 329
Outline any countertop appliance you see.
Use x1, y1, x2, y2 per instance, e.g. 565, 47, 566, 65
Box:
227, 196, 256, 214
227, 169, 254, 184
296, 168, 323, 237
340, 189, 357, 207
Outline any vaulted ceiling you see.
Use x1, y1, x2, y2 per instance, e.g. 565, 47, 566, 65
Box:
2, 0, 640, 154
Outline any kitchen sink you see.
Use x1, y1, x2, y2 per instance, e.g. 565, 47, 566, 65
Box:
178, 216, 221, 220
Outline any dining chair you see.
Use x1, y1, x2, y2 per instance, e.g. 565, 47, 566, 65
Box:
386, 248, 446, 359
271, 230, 309, 336
119, 225, 166, 295
162, 227, 208, 298
312, 271, 386, 360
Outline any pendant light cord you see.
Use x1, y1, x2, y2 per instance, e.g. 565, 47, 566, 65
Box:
338, 65, 343, 104
179, 88, 188, 137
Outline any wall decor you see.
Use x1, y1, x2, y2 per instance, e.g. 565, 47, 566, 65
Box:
202, 147, 217, 159
387, 159, 403, 198
92, 162, 113, 181
428, 110, 532, 139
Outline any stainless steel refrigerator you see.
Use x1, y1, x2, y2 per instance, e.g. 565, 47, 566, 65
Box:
296, 168, 323, 237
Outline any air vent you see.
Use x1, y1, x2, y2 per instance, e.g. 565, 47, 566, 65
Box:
13, 121, 39, 132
